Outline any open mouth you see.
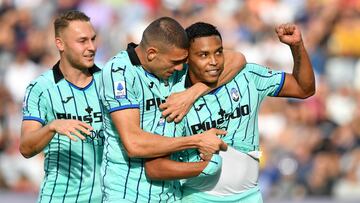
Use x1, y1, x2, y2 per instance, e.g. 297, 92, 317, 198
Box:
206, 69, 220, 76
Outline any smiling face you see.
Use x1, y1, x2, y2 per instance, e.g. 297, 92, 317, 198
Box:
187, 35, 224, 86
55, 20, 97, 70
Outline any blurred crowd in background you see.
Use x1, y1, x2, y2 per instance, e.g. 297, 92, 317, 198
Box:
0, 0, 359, 201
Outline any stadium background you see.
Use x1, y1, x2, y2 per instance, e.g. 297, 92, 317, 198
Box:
0, 0, 359, 202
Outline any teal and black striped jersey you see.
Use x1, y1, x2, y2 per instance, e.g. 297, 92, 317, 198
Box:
22, 62, 104, 203
99, 43, 184, 203
158, 62, 285, 163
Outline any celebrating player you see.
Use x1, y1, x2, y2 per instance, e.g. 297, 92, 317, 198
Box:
145, 22, 315, 202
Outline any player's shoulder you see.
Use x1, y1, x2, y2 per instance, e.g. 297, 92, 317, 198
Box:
103, 50, 133, 72
27, 69, 55, 93
243, 63, 267, 72
237, 63, 271, 77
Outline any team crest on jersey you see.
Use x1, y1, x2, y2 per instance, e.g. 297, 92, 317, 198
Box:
114, 81, 126, 99
231, 88, 239, 102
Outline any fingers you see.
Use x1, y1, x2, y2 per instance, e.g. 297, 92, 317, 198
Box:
276, 23, 296, 35
162, 108, 185, 123
69, 129, 86, 140
78, 121, 93, 131
220, 140, 228, 151
166, 114, 175, 123
63, 131, 78, 142
53, 119, 93, 141
199, 153, 212, 161
214, 129, 227, 136
74, 124, 92, 136
159, 102, 167, 111
173, 113, 184, 123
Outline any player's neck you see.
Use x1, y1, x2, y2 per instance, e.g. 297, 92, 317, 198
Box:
59, 60, 92, 88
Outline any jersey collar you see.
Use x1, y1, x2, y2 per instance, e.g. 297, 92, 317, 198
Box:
126, 42, 141, 66
52, 61, 101, 84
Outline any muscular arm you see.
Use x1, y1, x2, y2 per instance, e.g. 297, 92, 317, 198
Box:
111, 109, 227, 158
276, 24, 315, 98
161, 51, 247, 122
145, 156, 209, 180
20, 119, 92, 158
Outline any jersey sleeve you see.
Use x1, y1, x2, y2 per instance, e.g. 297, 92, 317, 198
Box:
22, 80, 48, 125
245, 63, 285, 97
99, 57, 140, 113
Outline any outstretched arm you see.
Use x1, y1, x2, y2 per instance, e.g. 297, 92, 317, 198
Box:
160, 51, 246, 123
276, 24, 315, 98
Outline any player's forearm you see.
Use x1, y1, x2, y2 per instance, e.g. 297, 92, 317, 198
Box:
145, 158, 208, 180
20, 124, 55, 158
290, 41, 315, 98
124, 131, 203, 158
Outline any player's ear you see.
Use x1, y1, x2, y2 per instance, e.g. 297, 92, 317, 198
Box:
146, 47, 158, 62
55, 37, 64, 52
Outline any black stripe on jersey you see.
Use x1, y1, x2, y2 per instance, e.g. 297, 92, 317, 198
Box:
192, 102, 202, 131
249, 70, 282, 78
135, 71, 146, 130
134, 159, 145, 202
57, 85, 72, 203
219, 86, 232, 130
101, 65, 111, 109
202, 97, 214, 124
37, 91, 44, 121
252, 94, 261, 145
157, 181, 164, 203
24, 82, 37, 113
48, 88, 62, 202
101, 131, 111, 200
256, 84, 280, 92
58, 86, 71, 203
141, 72, 160, 133
69, 86, 85, 202
131, 77, 136, 90
122, 65, 134, 106
39, 90, 55, 202
148, 180, 153, 203
124, 157, 131, 199
171, 184, 178, 202
232, 80, 243, 146
242, 75, 252, 142
164, 182, 171, 202
109, 63, 122, 107
83, 90, 96, 203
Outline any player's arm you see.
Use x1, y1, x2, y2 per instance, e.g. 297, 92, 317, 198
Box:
160, 51, 246, 122
110, 109, 227, 158
20, 119, 93, 158
145, 154, 221, 180
276, 23, 315, 98
145, 156, 208, 180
